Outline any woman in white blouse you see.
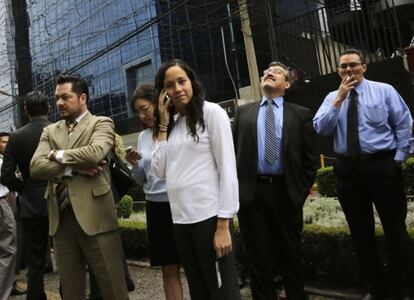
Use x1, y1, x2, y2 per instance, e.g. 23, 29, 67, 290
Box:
151, 59, 241, 299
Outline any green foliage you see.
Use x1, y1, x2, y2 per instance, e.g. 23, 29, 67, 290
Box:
404, 157, 414, 195
118, 203, 414, 288
317, 158, 414, 197
117, 194, 133, 218
303, 197, 347, 227
315, 166, 337, 197
118, 219, 148, 259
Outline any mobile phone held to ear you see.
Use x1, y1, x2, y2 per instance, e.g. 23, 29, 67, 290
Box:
125, 146, 133, 153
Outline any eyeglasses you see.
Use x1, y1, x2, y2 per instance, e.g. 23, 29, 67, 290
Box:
263, 68, 287, 77
338, 62, 364, 69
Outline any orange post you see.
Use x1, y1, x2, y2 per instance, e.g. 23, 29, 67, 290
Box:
320, 154, 325, 168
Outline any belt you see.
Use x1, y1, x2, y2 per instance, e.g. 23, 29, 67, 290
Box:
338, 150, 395, 162
257, 175, 283, 184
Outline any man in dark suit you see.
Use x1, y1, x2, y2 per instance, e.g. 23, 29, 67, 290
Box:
233, 61, 318, 300
1, 91, 51, 300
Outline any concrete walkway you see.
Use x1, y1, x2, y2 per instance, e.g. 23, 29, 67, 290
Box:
11, 261, 361, 300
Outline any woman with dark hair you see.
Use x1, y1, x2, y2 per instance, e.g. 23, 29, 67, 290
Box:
125, 84, 183, 300
152, 59, 241, 299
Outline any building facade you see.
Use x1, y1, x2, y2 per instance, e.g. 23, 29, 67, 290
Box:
0, 0, 18, 132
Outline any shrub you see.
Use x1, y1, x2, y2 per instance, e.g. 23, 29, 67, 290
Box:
117, 194, 134, 218
119, 219, 148, 258
315, 166, 336, 197
317, 158, 414, 197
118, 217, 414, 288
404, 157, 414, 195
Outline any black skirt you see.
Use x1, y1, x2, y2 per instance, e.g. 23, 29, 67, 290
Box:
146, 201, 180, 266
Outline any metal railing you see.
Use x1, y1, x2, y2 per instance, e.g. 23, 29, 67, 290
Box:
272, 0, 403, 78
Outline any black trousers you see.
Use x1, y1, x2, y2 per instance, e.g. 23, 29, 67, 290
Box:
173, 216, 241, 300
335, 153, 413, 298
22, 217, 49, 300
238, 176, 306, 300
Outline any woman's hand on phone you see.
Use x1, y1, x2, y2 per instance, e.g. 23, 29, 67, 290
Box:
126, 149, 141, 166
158, 89, 171, 126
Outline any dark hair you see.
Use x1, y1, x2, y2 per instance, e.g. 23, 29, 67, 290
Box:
339, 48, 365, 64
154, 59, 205, 141
268, 61, 291, 81
130, 84, 156, 111
0, 132, 10, 139
25, 91, 49, 117
56, 74, 89, 101
130, 84, 156, 130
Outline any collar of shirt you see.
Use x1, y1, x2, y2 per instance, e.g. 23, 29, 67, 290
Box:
75, 110, 88, 124
260, 96, 284, 108
350, 78, 366, 97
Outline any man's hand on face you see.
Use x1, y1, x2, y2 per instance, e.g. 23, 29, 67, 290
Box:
333, 74, 358, 108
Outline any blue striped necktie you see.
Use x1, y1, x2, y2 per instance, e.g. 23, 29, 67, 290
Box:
264, 98, 279, 164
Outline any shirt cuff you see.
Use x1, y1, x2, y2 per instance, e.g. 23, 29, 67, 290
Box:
217, 212, 235, 219
394, 150, 407, 162
55, 150, 64, 162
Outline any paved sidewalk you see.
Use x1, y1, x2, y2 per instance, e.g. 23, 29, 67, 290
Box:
11, 262, 359, 300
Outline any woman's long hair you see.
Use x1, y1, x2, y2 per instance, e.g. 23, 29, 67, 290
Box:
154, 59, 205, 141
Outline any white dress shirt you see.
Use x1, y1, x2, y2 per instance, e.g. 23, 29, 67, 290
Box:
0, 156, 10, 197
152, 101, 239, 224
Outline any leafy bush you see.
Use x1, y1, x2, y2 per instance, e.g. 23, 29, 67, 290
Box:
303, 197, 347, 227
119, 219, 148, 258
317, 158, 414, 197
117, 194, 134, 218
118, 215, 414, 287
315, 166, 336, 197
404, 157, 414, 195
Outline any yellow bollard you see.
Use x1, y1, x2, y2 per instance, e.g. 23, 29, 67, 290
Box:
320, 154, 325, 168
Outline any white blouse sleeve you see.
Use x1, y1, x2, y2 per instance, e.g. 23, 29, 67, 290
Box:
207, 104, 239, 218
151, 140, 168, 178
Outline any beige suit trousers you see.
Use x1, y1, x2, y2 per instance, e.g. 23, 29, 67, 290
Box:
54, 209, 128, 300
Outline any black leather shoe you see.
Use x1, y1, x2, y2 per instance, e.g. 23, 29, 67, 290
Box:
11, 283, 27, 295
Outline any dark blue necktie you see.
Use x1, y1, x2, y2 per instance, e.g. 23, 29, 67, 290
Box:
347, 90, 360, 156
265, 99, 279, 164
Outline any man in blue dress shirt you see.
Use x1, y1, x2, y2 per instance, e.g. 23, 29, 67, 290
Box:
313, 48, 413, 300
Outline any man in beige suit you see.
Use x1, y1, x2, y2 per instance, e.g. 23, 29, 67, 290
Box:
30, 74, 128, 300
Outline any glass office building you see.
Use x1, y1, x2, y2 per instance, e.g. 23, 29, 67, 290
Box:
26, 0, 322, 133
28, 0, 161, 128
27, 0, 247, 133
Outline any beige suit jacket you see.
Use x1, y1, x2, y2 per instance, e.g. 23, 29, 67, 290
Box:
30, 111, 119, 236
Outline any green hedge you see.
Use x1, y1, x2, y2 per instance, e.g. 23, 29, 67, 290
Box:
317, 158, 414, 197
119, 219, 148, 258
315, 166, 336, 197
116, 195, 134, 218
404, 157, 414, 195
118, 219, 414, 287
